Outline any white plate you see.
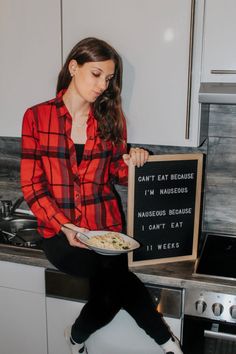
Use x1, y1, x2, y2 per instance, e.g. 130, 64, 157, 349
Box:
76, 230, 140, 256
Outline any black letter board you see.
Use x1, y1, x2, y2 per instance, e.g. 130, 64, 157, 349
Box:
127, 154, 203, 266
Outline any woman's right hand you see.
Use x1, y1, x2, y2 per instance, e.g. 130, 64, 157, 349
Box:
61, 223, 89, 248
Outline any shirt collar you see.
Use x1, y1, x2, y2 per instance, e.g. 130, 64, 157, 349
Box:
55, 89, 71, 118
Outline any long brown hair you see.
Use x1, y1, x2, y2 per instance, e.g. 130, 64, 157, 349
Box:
57, 37, 124, 144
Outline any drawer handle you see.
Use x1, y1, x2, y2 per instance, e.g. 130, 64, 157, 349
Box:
204, 329, 236, 342
211, 70, 236, 74
185, 0, 196, 140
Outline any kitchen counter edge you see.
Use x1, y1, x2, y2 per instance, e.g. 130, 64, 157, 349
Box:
1, 246, 235, 295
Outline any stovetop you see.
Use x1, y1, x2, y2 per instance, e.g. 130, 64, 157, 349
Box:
0, 216, 43, 250
0, 233, 43, 250
194, 233, 236, 281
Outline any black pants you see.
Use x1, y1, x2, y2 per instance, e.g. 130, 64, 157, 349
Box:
42, 233, 171, 345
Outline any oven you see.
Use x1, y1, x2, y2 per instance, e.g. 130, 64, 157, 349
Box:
45, 268, 184, 354
182, 233, 236, 354
183, 288, 236, 354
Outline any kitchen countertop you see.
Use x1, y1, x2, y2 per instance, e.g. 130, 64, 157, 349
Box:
1, 244, 236, 295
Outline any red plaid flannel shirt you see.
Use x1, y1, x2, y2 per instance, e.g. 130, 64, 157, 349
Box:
21, 90, 128, 238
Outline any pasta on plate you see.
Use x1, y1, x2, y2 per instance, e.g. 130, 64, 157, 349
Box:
87, 232, 131, 250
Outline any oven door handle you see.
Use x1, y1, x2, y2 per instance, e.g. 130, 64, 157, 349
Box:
204, 329, 236, 342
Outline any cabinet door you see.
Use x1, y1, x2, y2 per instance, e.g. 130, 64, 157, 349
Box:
0, 0, 61, 137
62, 0, 204, 146
201, 0, 236, 82
0, 261, 47, 354
0, 287, 47, 354
46, 297, 181, 354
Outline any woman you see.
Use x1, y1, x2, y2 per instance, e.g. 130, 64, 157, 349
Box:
21, 37, 183, 354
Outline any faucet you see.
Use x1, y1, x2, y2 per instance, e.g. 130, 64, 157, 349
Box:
11, 196, 25, 214
1, 200, 13, 218
1, 196, 25, 218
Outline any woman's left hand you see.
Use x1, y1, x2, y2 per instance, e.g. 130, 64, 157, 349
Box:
61, 223, 89, 248
123, 147, 149, 167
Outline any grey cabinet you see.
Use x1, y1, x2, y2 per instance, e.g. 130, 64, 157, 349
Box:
201, 0, 236, 83
0, 0, 208, 146
62, 0, 205, 146
0, 0, 61, 137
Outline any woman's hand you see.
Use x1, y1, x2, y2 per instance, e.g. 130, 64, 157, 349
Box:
61, 223, 89, 248
123, 147, 149, 167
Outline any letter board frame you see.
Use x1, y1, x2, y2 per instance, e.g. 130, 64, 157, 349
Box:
127, 153, 203, 267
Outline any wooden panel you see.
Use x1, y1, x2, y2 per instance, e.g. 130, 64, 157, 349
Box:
204, 137, 236, 233
208, 105, 236, 138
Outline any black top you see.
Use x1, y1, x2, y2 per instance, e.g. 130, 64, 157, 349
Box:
75, 144, 85, 166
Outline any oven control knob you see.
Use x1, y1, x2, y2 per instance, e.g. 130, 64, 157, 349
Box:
230, 305, 236, 319
212, 303, 224, 316
195, 300, 207, 314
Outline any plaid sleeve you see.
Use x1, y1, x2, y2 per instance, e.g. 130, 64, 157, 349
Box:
109, 115, 128, 185
20, 108, 70, 233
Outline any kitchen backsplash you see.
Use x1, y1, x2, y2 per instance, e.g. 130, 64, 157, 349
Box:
203, 104, 236, 235
0, 136, 206, 222
0, 137, 21, 202
1, 105, 235, 237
